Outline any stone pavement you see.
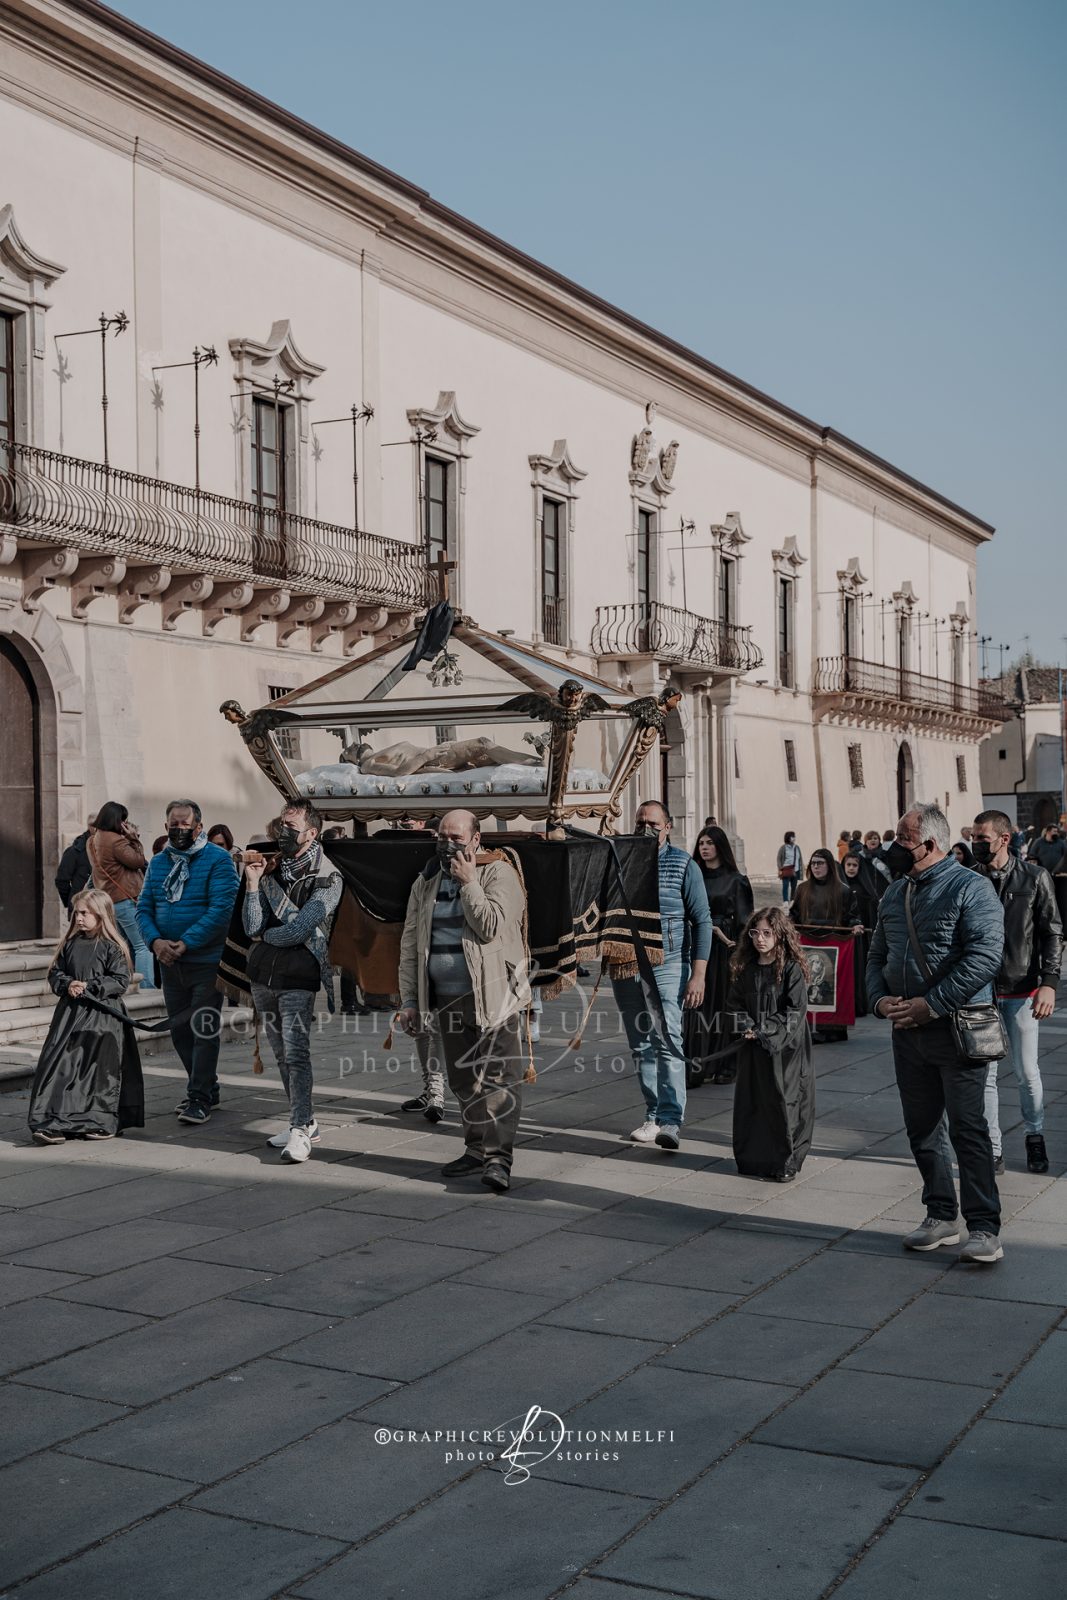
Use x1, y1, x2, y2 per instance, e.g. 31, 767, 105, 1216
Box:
0, 994, 1065, 1600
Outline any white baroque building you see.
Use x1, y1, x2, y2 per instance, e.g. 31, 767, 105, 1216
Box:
0, 0, 1001, 940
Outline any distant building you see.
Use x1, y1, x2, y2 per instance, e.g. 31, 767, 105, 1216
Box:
0, 0, 1001, 939
980, 665, 1065, 828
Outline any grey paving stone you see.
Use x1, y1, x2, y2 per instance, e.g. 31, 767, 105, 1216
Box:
233, 1238, 490, 1317
540, 1365, 795, 1497
842, 1292, 1060, 1386
754, 1368, 992, 1467
743, 1250, 933, 1328
656, 1309, 865, 1385
275, 1281, 559, 1380
935, 1226, 1067, 1306
328, 1187, 477, 1220
803, 1159, 920, 1196
989, 1329, 1067, 1427
542, 1280, 738, 1342
453, 1229, 661, 1299
8, 1217, 235, 1275
0, 1386, 127, 1468
191, 1417, 469, 1540
552, 1585, 692, 1600
830, 1217, 963, 1260
150, 1182, 334, 1231
598, 1442, 916, 1599
22, 1174, 241, 1227
175, 1205, 415, 1272
0, 1211, 104, 1256
562, 1196, 731, 1245
625, 1227, 822, 1294
49, 1256, 270, 1316
0, 1298, 147, 1376
6, 1507, 344, 1600
16, 1298, 330, 1403
393, 1205, 570, 1252
63, 1356, 391, 1480
0, 1449, 192, 1590
835, 1515, 1067, 1600
0, 1165, 147, 1209
361, 1323, 659, 1432
907, 1417, 1067, 1540
0, 1262, 84, 1306
730, 1185, 894, 1237
292, 1472, 649, 1600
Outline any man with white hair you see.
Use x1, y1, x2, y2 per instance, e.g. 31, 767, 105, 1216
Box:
868, 802, 1006, 1264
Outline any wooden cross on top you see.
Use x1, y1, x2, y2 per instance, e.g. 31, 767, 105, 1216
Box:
428, 552, 457, 604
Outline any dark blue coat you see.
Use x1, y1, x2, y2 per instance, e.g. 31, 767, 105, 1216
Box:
137, 842, 239, 964
867, 854, 1004, 1016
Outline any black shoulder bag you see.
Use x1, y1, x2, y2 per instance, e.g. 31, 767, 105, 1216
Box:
903, 882, 1007, 1063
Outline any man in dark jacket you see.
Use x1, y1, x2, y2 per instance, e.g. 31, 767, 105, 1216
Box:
54, 820, 95, 910
243, 801, 342, 1164
1027, 824, 1066, 874
868, 802, 1005, 1264
971, 810, 1063, 1175
137, 799, 239, 1124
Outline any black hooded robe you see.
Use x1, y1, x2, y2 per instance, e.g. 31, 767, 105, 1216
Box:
28, 937, 145, 1138
684, 866, 754, 1085
728, 958, 814, 1179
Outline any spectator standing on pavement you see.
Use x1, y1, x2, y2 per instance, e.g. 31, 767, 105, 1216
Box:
137, 799, 239, 1125
777, 831, 802, 903
88, 801, 155, 990
971, 810, 1062, 1175
1028, 823, 1066, 873
612, 800, 711, 1153
868, 802, 1005, 1264
397, 809, 531, 1192
55, 816, 95, 911
243, 801, 343, 1164
860, 830, 892, 896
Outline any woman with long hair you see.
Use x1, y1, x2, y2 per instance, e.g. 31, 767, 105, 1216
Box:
727, 906, 814, 1181
87, 799, 155, 990
840, 851, 877, 1017
27, 888, 144, 1144
684, 826, 754, 1086
790, 847, 863, 1042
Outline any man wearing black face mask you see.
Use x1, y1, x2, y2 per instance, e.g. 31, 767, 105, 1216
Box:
971, 810, 1062, 1176
137, 798, 239, 1123
867, 803, 1005, 1263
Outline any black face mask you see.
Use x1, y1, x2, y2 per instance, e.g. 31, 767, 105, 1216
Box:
437, 838, 464, 866
168, 826, 197, 852
633, 821, 659, 838
277, 827, 304, 858
884, 840, 917, 878
970, 838, 994, 866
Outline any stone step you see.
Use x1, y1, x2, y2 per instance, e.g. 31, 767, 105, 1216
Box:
0, 974, 154, 1011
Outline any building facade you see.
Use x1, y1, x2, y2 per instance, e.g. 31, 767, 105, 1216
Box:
0, 0, 1000, 940
980, 665, 1065, 829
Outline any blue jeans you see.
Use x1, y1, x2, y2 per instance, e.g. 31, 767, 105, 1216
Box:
613, 955, 688, 1127
984, 996, 1044, 1154
780, 875, 797, 903
161, 960, 223, 1111
113, 897, 155, 990
251, 983, 317, 1128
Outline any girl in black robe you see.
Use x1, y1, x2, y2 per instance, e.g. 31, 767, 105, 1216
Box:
684, 826, 754, 1087
28, 889, 144, 1145
839, 852, 878, 1018
727, 906, 814, 1182
789, 847, 863, 1043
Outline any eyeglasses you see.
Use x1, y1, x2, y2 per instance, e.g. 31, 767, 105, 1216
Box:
748, 928, 775, 942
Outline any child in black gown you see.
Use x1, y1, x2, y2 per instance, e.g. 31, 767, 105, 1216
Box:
727, 906, 814, 1182
28, 888, 144, 1145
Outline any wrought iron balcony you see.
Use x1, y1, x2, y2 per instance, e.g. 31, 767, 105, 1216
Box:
591, 602, 763, 674
813, 656, 1004, 726
541, 593, 567, 646
0, 442, 436, 611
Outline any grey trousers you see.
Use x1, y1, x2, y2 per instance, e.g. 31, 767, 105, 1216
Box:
251, 983, 316, 1128
434, 993, 525, 1170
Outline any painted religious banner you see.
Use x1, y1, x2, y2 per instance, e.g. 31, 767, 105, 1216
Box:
798, 933, 856, 1029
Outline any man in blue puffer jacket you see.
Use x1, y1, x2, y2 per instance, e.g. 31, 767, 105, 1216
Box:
868, 802, 1005, 1264
138, 798, 239, 1125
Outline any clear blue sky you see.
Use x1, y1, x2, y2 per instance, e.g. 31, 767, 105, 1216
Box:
110, 0, 1066, 668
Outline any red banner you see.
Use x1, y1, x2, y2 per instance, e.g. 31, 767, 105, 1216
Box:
799, 933, 856, 1029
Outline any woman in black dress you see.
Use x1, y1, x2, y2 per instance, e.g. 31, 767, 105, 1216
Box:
28, 888, 144, 1145
728, 905, 814, 1181
790, 847, 863, 1042
684, 826, 754, 1087
839, 851, 878, 1018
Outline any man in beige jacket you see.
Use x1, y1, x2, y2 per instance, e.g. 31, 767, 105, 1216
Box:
397, 809, 530, 1192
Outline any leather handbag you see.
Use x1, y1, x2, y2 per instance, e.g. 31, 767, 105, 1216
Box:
903, 883, 1007, 1063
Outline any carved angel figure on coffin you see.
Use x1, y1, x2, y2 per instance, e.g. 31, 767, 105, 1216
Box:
340, 734, 544, 778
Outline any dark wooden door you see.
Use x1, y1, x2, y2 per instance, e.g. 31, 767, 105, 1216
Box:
0, 639, 41, 940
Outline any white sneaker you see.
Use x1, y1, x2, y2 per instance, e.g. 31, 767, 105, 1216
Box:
629, 1120, 658, 1143
279, 1126, 313, 1163
267, 1120, 320, 1149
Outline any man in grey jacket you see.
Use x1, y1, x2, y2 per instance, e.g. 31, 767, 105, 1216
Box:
868, 802, 1005, 1264
397, 810, 531, 1193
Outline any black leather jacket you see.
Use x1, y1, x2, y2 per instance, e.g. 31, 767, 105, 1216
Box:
980, 856, 1063, 994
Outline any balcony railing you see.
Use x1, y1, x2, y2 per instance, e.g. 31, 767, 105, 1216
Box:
0, 442, 436, 610
813, 656, 1004, 721
591, 602, 763, 673
541, 593, 567, 646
